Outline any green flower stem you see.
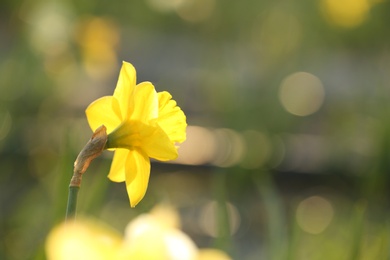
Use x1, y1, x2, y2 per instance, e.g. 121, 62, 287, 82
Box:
65, 125, 108, 221
66, 186, 80, 220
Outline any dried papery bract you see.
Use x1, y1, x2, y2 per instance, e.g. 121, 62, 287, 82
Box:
72, 125, 108, 186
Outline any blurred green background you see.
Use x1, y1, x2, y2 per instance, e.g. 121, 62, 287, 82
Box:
2, 0, 390, 259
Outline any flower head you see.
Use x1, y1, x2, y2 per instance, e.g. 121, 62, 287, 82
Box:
86, 61, 186, 207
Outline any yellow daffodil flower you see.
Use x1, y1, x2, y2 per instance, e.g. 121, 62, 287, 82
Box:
86, 61, 187, 207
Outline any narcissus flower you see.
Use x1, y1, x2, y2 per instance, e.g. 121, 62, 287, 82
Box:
86, 61, 186, 207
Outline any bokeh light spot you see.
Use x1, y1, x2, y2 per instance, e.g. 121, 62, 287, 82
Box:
279, 72, 325, 116
146, 0, 184, 12
199, 201, 240, 237
174, 126, 218, 165
175, 0, 216, 23
25, 2, 73, 56
296, 196, 334, 234
320, 0, 371, 28
211, 128, 245, 167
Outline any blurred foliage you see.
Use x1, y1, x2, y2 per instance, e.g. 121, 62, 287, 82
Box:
2, 0, 390, 259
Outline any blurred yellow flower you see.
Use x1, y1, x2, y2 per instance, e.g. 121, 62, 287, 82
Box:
124, 212, 198, 260
75, 16, 120, 80
122, 204, 232, 260
86, 61, 187, 207
320, 0, 371, 28
45, 205, 232, 260
45, 219, 123, 260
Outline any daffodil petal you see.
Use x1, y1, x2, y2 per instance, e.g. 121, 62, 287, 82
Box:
125, 149, 150, 207
85, 96, 122, 133
157, 91, 187, 143
130, 82, 158, 122
140, 124, 178, 161
113, 62, 136, 120
107, 149, 128, 182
